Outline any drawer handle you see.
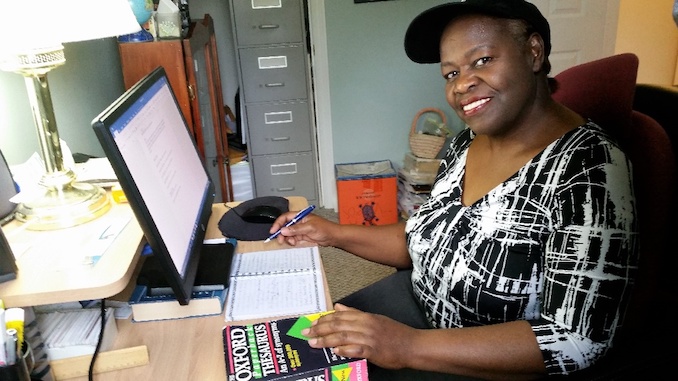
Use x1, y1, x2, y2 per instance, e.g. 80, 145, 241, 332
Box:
265, 82, 285, 88
259, 24, 280, 30
271, 137, 291, 142
252, 0, 282, 9
265, 111, 293, 124
276, 187, 295, 192
271, 163, 298, 175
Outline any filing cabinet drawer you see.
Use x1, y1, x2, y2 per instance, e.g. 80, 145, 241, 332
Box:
232, 0, 304, 46
246, 101, 312, 155
251, 152, 318, 202
239, 45, 308, 103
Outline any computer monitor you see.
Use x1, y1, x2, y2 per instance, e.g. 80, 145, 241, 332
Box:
0, 226, 18, 284
92, 67, 216, 305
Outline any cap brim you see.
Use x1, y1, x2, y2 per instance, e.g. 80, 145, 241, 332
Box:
404, 2, 523, 64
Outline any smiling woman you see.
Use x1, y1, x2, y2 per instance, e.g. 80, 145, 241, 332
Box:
268, 1, 638, 380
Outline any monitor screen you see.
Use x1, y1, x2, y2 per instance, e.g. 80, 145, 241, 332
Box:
92, 67, 215, 305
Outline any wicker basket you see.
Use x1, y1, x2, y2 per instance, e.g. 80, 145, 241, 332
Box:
409, 108, 447, 159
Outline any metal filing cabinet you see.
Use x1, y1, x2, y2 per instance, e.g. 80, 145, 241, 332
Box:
229, 0, 319, 204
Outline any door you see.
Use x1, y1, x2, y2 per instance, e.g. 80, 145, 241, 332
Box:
533, 0, 621, 75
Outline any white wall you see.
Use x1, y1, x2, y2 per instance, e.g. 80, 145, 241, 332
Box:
323, 0, 463, 167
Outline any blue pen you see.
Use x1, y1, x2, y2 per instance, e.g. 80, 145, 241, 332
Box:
264, 205, 316, 243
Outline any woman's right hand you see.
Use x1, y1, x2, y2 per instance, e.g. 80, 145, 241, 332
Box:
270, 212, 339, 247
271, 210, 410, 268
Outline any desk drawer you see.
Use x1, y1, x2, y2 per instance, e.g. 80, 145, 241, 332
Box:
231, 0, 304, 46
251, 153, 318, 202
246, 101, 312, 155
238, 45, 308, 103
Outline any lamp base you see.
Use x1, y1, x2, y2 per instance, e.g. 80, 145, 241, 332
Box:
15, 182, 111, 231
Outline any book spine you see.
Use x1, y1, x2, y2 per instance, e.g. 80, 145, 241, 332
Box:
129, 285, 224, 304
224, 322, 289, 380
130, 288, 227, 322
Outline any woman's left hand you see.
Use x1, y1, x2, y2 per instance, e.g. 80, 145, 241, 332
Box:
301, 303, 417, 369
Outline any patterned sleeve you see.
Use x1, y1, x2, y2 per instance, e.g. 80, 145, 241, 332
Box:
530, 136, 639, 375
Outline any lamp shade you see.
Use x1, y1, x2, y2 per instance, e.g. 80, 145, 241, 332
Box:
1, 0, 141, 56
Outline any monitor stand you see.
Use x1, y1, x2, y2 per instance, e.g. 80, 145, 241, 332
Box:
136, 241, 236, 292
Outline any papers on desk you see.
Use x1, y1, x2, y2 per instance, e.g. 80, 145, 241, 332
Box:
224, 246, 327, 322
75, 157, 118, 188
8, 144, 118, 205
9, 142, 76, 203
35, 308, 117, 360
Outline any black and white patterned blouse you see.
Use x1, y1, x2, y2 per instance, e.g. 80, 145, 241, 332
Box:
405, 122, 638, 375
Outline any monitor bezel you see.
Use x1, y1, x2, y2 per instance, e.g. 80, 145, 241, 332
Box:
91, 66, 215, 305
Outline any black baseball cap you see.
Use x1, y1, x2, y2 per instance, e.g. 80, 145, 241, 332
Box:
405, 0, 551, 64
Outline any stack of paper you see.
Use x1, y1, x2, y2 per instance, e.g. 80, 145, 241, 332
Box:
35, 308, 117, 361
75, 157, 118, 188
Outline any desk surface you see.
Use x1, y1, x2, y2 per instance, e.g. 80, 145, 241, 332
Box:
0, 199, 144, 308
63, 196, 330, 381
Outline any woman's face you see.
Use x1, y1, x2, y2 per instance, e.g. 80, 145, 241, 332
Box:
439, 14, 543, 137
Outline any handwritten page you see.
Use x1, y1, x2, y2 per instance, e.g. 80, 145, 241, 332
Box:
224, 246, 327, 321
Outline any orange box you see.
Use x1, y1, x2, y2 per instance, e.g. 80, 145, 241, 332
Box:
336, 160, 398, 225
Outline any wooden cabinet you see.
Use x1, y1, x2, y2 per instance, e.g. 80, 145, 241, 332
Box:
229, 0, 319, 205
118, 14, 233, 202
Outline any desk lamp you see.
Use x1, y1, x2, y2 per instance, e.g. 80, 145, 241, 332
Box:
0, 0, 140, 230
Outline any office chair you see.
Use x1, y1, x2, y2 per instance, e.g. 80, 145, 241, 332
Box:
553, 53, 678, 380
551, 53, 677, 379
633, 83, 678, 168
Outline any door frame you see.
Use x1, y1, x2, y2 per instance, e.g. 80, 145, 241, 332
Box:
307, 0, 337, 209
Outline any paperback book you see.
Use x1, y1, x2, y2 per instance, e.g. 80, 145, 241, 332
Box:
223, 312, 369, 381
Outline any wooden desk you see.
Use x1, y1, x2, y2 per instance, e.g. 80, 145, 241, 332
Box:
0, 200, 144, 308
63, 196, 330, 381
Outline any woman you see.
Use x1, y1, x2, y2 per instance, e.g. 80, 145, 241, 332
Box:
270, 1, 637, 379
